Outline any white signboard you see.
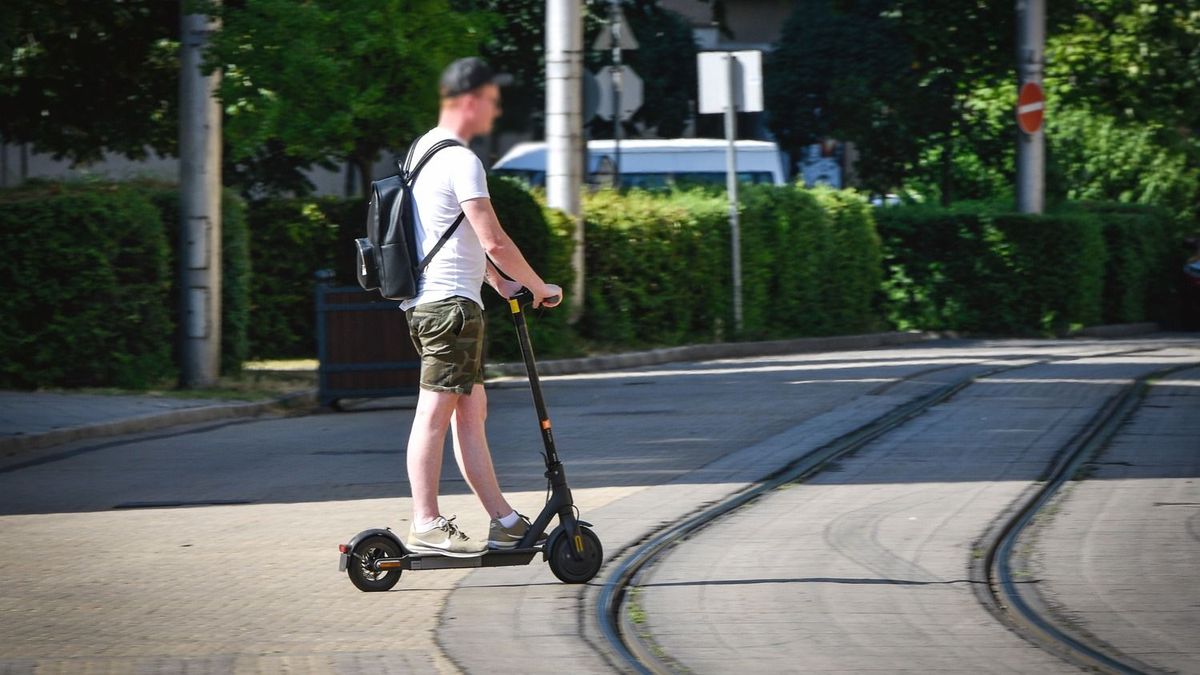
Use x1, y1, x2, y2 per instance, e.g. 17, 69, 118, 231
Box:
697, 50, 763, 114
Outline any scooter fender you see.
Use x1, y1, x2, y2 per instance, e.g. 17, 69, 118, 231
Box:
340, 528, 408, 571
542, 520, 594, 561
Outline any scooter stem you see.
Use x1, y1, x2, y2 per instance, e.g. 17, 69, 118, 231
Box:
508, 292, 561, 468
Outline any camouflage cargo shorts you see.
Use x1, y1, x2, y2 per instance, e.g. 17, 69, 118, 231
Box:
406, 296, 485, 395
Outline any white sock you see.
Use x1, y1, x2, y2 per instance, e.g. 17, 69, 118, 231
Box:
414, 516, 443, 533
498, 510, 520, 528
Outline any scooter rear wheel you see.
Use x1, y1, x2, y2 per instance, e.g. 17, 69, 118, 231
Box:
348, 535, 403, 592
548, 526, 603, 584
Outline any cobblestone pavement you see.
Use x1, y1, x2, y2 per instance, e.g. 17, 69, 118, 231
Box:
0, 337, 1195, 673
634, 343, 1200, 673
1019, 365, 1200, 673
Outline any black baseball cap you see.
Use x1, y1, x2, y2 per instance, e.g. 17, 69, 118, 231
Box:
439, 57, 511, 98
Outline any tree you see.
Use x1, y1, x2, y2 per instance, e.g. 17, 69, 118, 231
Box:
765, 1, 913, 193
205, 0, 492, 196
766, 0, 1020, 202
0, 0, 180, 164
1050, 0, 1199, 137
465, 0, 547, 140
1045, 0, 1200, 220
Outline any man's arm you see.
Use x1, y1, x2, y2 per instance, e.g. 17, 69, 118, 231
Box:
484, 258, 522, 299
462, 197, 561, 307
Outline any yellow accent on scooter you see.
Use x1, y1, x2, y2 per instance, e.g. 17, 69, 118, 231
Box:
509, 298, 521, 314
574, 535, 584, 552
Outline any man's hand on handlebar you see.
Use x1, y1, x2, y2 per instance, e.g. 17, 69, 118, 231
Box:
511, 284, 562, 309
534, 283, 563, 309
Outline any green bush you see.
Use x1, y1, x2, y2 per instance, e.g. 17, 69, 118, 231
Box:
0, 183, 174, 388
578, 184, 882, 347
992, 211, 1106, 333
483, 178, 577, 361
242, 197, 345, 359
580, 189, 731, 346
876, 201, 1180, 335
1073, 201, 1189, 326
814, 188, 885, 334
240, 178, 576, 362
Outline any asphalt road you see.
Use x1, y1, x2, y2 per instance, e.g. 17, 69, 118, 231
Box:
0, 336, 1196, 673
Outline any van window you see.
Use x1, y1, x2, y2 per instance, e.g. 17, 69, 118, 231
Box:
493, 169, 775, 189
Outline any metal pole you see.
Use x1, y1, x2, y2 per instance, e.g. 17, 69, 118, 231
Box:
724, 53, 743, 334
611, 0, 622, 188
179, 6, 223, 387
546, 0, 585, 322
1016, 0, 1044, 214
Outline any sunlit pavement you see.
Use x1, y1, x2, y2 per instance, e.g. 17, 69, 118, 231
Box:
0, 336, 1196, 673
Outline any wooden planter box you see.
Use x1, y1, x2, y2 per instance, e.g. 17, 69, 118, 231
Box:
315, 284, 420, 407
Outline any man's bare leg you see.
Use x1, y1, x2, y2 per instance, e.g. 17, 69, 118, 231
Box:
407, 388, 460, 526
450, 385, 513, 519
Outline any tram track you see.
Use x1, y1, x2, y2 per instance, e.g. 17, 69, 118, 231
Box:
594, 347, 1190, 674
971, 362, 1198, 675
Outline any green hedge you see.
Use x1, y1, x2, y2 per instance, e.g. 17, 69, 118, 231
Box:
580, 189, 730, 345
1075, 201, 1189, 326
876, 201, 1182, 335
578, 185, 883, 346
0, 183, 174, 388
0, 182, 251, 389
5, 178, 1181, 392
243, 197, 347, 358
240, 177, 576, 362
481, 178, 577, 361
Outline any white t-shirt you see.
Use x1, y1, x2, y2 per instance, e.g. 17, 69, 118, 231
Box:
399, 127, 490, 311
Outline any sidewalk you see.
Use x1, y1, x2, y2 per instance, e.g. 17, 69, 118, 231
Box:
0, 330, 937, 458
0, 389, 317, 457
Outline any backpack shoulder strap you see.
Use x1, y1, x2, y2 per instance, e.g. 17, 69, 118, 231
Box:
416, 212, 466, 273
404, 136, 469, 273
406, 139, 463, 182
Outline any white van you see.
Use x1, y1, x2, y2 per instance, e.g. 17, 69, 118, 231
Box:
491, 138, 788, 188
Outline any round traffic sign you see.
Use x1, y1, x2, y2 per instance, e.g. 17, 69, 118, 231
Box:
1016, 82, 1044, 135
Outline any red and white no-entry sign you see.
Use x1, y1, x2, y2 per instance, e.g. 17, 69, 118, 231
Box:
1016, 81, 1045, 134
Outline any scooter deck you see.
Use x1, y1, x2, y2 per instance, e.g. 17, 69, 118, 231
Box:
376, 547, 540, 572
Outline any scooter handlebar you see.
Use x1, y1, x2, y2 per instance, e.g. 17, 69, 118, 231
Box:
511, 288, 561, 309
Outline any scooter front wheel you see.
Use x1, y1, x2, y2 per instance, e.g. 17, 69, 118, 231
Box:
348, 535, 403, 592
548, 527, 603, 584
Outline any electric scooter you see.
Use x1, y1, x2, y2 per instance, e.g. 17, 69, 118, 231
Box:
339, 289, 603, 591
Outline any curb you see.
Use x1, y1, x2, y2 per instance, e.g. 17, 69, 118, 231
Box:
0, 322, 1161, 456
488, 330, 937, 377
1070, 322, 1159, 338
0, 389, 318, 457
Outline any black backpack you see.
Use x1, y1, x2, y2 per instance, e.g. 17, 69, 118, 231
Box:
355, 136, 466, 300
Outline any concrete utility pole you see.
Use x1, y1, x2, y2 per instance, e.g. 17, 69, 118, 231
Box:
1016, 0, 1045, 214
179, 6, 223, 387
546, 0, 585, 322
724, 53, 743, 334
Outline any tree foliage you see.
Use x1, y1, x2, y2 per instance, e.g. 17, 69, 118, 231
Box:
1045, 0, 1200, 220
464, 0, 699, 141
0, 0, 179, 164
764, 0, 1199, 219
765, 0, 1021, 202
205, 0, 493, 195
